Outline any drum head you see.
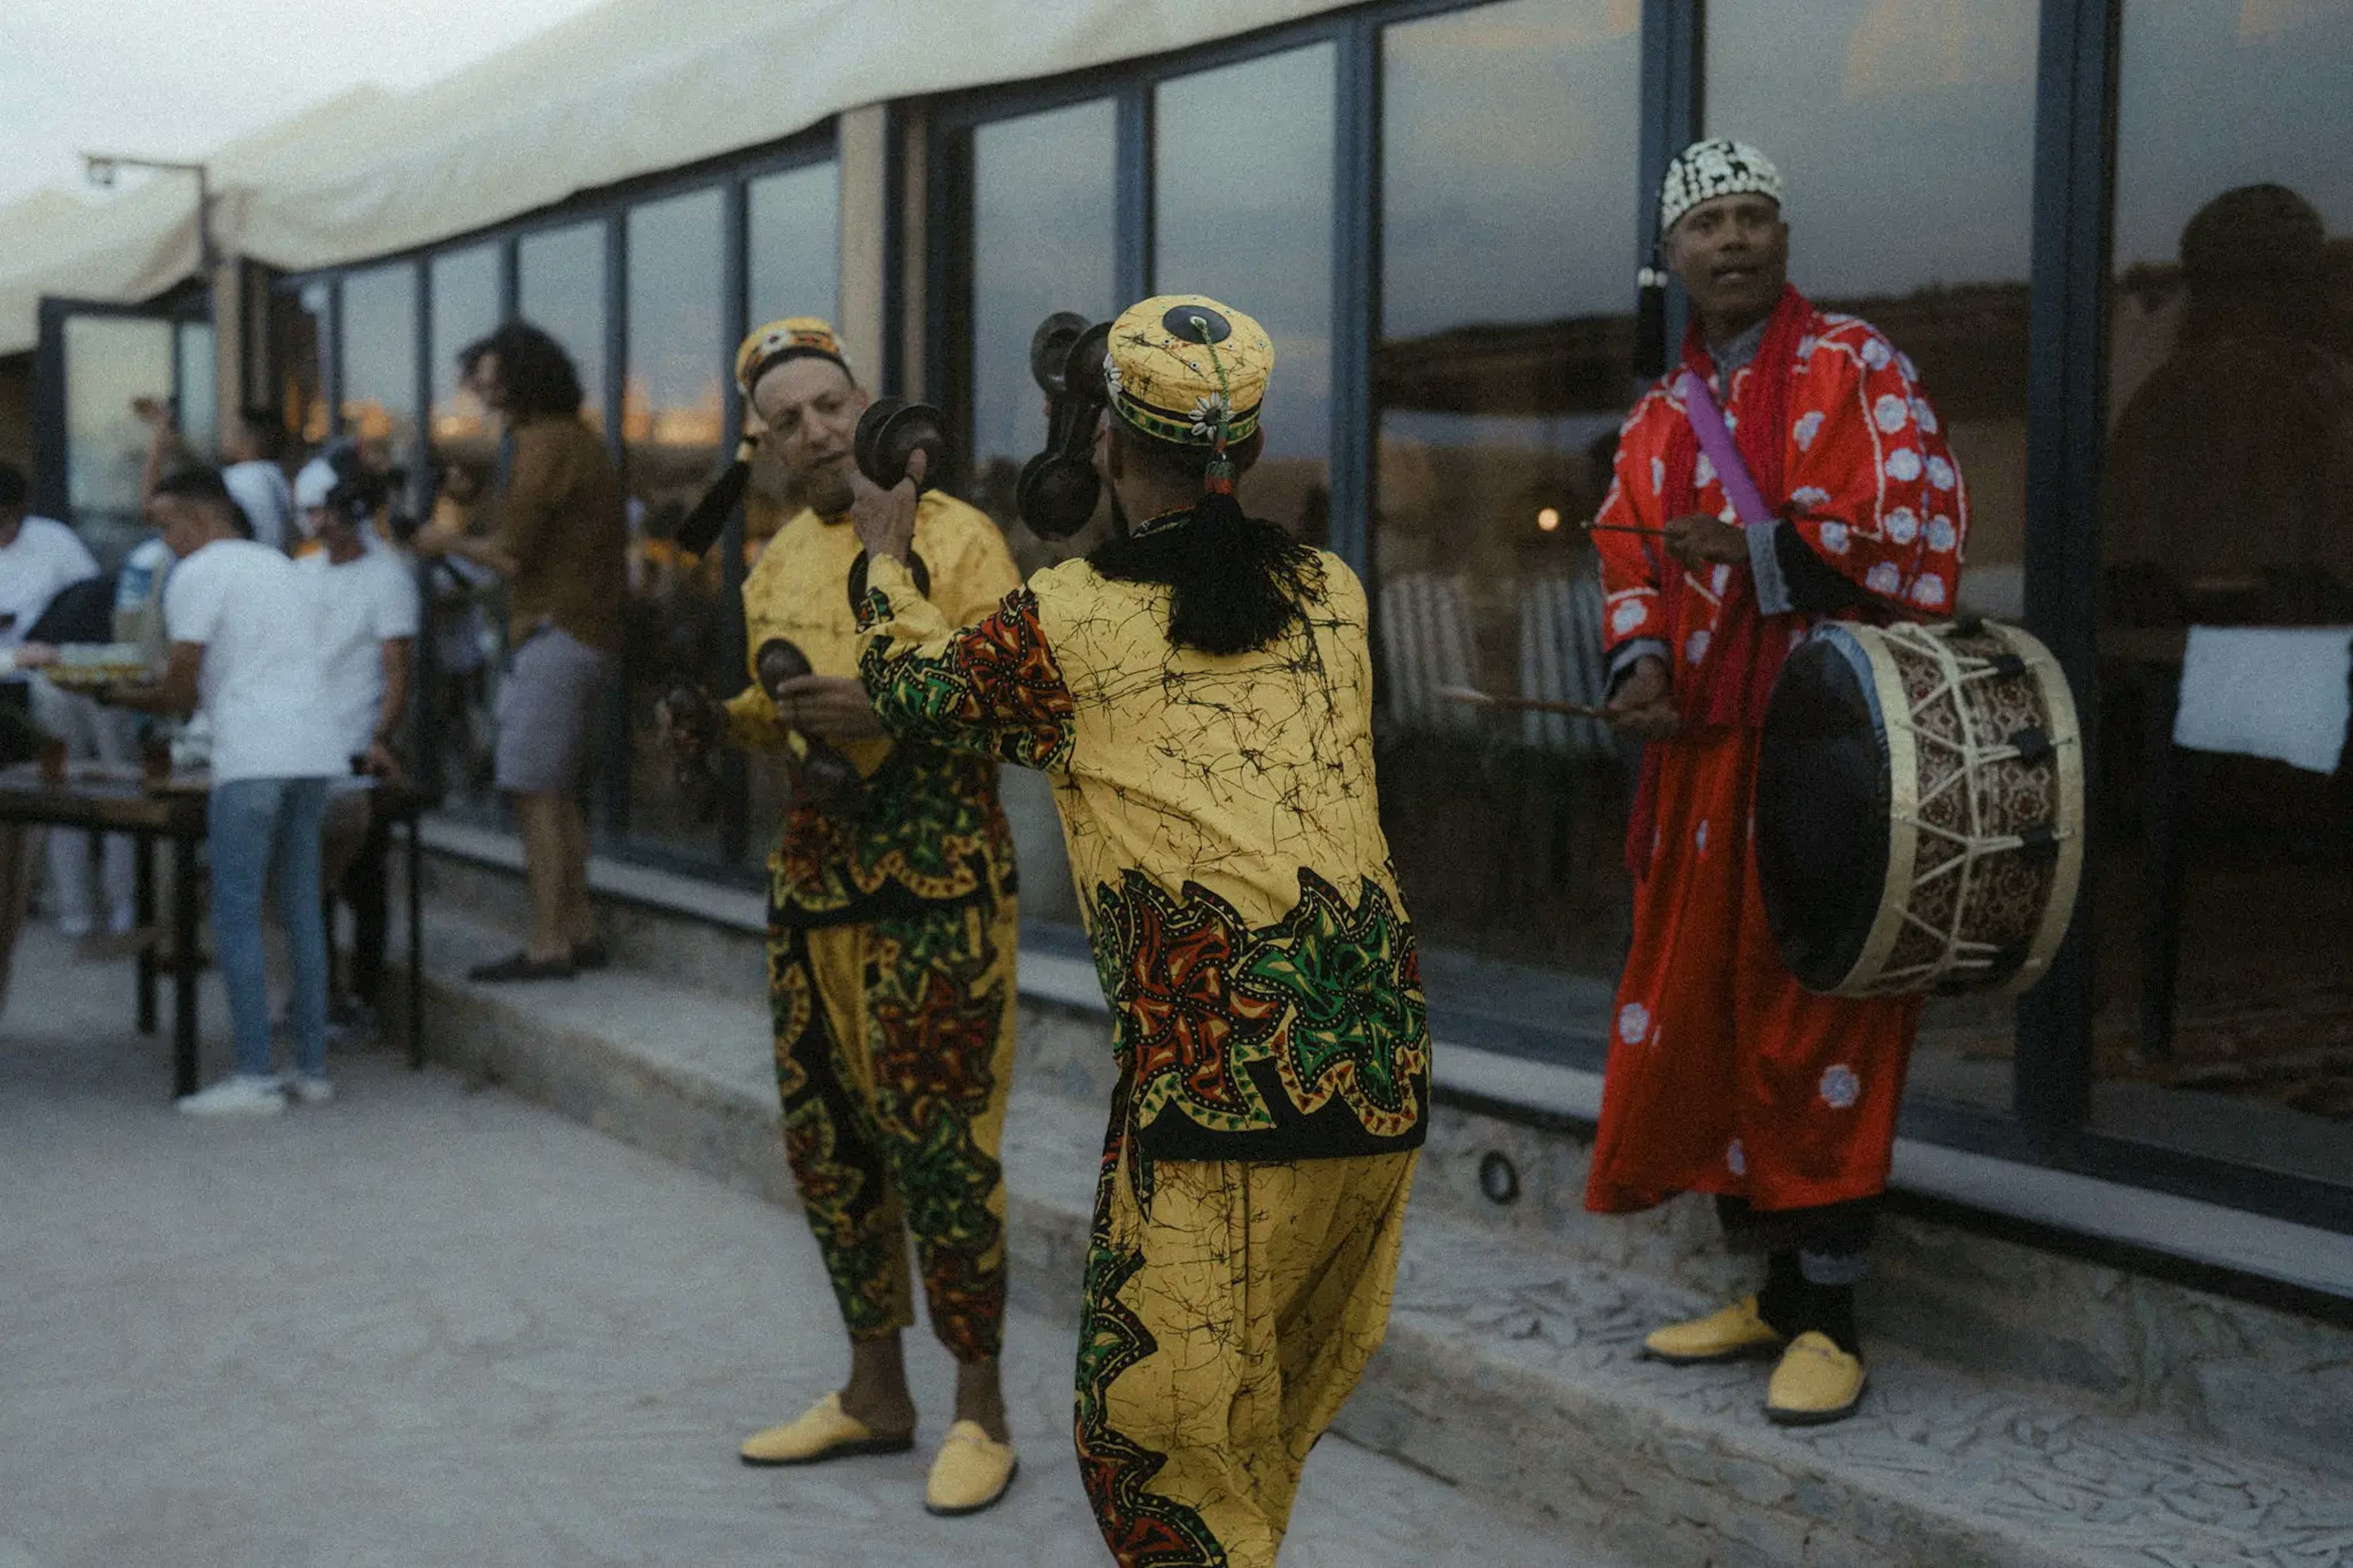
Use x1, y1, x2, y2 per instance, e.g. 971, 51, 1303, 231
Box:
1756, 632, 1893, 993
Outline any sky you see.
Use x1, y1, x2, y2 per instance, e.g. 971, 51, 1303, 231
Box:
0, 0, 610, 211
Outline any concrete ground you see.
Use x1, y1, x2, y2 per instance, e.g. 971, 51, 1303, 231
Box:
0, 926, 1596, 1568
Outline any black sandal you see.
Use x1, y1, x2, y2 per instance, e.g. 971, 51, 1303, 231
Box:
467, 951, 578, 983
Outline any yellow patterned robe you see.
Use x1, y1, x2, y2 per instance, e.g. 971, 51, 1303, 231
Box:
857, 542, 1428, 1567
732, 493, 1023, 1360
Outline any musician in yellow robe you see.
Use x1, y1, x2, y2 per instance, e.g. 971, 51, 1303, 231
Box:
831, 295, 1430, 1568
688, 318, 1025, 1517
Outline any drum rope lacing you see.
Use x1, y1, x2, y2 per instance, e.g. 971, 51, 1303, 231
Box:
1871, 623, 2079, 989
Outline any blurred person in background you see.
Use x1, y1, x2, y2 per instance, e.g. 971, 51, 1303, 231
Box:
294, 445, 418, 1031
112, 467, 344, 1116
412, 322, 626, 982
0, 461, 136, 949
137, 400, 294, 550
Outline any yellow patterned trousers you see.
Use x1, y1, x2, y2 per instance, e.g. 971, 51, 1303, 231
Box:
1075, 1083, 1419, 1568
768, 895, 1018, 1363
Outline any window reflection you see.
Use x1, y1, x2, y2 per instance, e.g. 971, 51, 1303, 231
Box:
743, 159, 846, 855
64, 314, 173, 552
272, 282, 331, 446
519, 222, 609, 428
968, 99, 1119, 574
430, 244, 501, 472
1376, 0, 1640, 1006
175, 321, 218, 458
1157, 45, 1335, 540
1708, 0, 2038, 1112
624, 187, 729, 858
339, 263, 419, 474
2095, 0, 2353, 1176
425, 244, 506, 809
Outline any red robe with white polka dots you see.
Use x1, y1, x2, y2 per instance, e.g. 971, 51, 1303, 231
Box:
1585, 288, 1966, 1215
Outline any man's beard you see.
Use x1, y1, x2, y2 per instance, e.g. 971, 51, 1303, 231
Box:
807, 468, 855, 518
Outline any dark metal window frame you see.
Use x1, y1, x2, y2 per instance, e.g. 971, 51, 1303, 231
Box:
923, 0, 2347, 1237
30, 286, 216, 525
268, 121, 839, 893
254, 1, 2346, 1238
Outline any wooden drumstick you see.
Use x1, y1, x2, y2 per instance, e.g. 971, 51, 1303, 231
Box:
1438, 685, 1612, 721
1583, 520, 1671, 538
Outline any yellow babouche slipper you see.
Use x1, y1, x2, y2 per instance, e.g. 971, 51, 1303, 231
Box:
923, 1420, 1019, 1517
739, 1392, 915, 1467
1765, 1331, 1868, 1426
1642, 1294, 1788, 1365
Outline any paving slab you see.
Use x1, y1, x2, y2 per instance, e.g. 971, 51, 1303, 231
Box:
0, 926, 1603, 1568
399, 910, 2353, 1568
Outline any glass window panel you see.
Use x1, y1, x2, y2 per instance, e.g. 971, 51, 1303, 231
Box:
339, 263, 419, 474
747, 162, 842, 341
273, 282, 332, 447
743, 165, 844, 553
624, 187, 729, 858
1707, 0, 2038, 1114
63, 314, 172, 555
2094, 0, 2353, 1183
175, 320, 217, 458
1376, 0, 1641, 1024
964, 99, 1120, 579
422, 245, 508, 812
518, 221, 609, 428
1156, 45, 1335, 540
430, 243, 502, 473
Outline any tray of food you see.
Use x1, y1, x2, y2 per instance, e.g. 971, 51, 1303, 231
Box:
40, 644, 155, 692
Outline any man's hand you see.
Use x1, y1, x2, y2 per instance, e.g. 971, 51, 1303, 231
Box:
1605, 655, 1681, 741
655, 687, 721, 761
439, 464, 483, 507
360, 741, 407, 788
848, 449, 923, 564
768, 674, 888, 743
408, 518, 460, 559
1664, 511, 1749, 569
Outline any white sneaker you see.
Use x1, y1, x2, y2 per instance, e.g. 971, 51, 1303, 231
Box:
176, 1075, 288, 1117
282, 1074, 336, 1106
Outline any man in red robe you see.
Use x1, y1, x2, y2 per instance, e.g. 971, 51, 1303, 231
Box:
1588, 138, 1967, 1426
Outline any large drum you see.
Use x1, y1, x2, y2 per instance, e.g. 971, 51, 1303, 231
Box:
1754, 618, 2084, 998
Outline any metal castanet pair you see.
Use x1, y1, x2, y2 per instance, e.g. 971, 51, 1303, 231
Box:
667, 396, 951, 822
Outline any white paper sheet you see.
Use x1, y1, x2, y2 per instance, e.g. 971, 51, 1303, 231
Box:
2172, 626, 2353, 775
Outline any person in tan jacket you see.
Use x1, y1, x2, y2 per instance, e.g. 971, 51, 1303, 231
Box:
415, 322, 627, 982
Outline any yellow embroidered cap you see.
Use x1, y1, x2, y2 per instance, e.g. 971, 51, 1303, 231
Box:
734, 317, 851, 396
1104, 294, 1273, 449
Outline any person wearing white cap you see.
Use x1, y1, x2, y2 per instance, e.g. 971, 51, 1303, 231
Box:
294, 447, 418, 1025
1587, 138, 1972, 1426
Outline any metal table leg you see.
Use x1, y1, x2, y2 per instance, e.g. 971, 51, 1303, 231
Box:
172, 830, 200, 1099
135, 831, 156, 1036
407, 811, 423, 1070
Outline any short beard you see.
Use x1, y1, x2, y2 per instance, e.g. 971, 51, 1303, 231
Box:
807, 469, 855, 518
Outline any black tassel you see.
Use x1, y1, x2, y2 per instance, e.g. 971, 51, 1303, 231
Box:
676, 439, 756, 556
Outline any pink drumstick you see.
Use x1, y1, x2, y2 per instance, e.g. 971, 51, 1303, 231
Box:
1675, 371, 1771, 526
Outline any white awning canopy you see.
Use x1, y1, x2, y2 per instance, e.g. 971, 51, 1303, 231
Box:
0, 0, 1354, 355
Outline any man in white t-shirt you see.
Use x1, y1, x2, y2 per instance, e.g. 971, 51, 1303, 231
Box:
113, 466, 345, 1116
295, 450, 419, 1022
0, 461, 138, 945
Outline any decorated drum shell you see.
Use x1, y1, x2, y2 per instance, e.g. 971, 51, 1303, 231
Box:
1756, 618, 2084, 998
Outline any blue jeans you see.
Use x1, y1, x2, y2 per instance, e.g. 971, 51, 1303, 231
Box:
208, 778, 333, 1079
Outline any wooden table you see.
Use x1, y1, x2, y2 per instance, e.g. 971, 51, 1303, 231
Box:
0, 764, 427, 1097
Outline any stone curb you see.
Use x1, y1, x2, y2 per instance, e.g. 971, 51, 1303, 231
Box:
403, 924, 2353, 1568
